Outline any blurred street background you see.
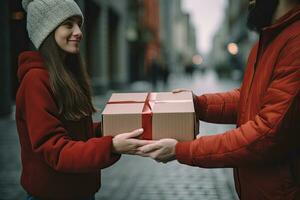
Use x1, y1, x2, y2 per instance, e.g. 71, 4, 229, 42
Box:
0, 0, 258, 199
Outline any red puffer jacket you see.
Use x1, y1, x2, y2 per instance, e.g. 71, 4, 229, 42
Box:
16, 51, 120, 200
176, 6, 300, 200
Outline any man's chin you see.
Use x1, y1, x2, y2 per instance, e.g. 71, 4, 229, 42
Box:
246, 0, 279, 32
247, 15, 273, 32
246, 16, 264, 32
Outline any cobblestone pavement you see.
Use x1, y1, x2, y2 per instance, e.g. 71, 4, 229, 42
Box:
0, 119, 24, 200
96, 156, 236, 200
0, 70, 240, 200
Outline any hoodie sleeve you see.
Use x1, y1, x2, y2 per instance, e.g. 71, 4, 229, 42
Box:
196, 88, 240, 124
22, 69, 120, 173
176, 51, 300, 168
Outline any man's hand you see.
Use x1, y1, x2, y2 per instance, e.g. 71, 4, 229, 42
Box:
138, 138, 178, 163
112, 129, 154, 155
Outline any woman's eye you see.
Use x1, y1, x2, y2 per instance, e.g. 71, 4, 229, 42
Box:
64, 22, 73, 28
76, 21, 82, 28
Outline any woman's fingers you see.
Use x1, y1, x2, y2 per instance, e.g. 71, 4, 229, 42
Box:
123, 128, 144, 139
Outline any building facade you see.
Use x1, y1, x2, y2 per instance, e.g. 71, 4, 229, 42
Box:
77, 0, 130, 92
160, 0, 198, 72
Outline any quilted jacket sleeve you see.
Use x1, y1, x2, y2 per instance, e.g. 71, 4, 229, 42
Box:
22, 70, 120, 173
196, 88, 240, 124
176, 40, 300, 168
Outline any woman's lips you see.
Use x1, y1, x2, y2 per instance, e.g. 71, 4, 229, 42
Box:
68, 40, 80, 43
68, 40, 80, 46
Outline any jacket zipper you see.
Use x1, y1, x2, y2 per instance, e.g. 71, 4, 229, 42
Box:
236, 32, 263, 198
246, 32, 263, 105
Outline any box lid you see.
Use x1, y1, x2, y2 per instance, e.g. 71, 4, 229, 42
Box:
103, 91, 194, 114
150, 92, 194, 113
155, 92, 192, 101
152, 102, 194, 113
102, 103, 145, 115
108, 93, 148, 102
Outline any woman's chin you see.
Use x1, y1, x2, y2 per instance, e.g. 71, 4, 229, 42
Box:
66, 48, 80, 54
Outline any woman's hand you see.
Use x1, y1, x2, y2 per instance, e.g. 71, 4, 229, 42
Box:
112, 128, 153, 155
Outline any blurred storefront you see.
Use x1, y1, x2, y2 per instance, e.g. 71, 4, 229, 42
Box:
0, 0, 31, 117
0, 1, 11, 117
127, 0, 161, 82
78, 0, 130, 93
160, 0, 198, 73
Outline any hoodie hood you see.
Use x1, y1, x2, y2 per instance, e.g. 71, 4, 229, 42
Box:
18, 51, 46, 82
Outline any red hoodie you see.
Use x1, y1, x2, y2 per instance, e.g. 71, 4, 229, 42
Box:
176, 6, 300, 200
16, 51, 120, 200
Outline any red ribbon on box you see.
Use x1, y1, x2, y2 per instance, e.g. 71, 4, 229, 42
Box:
107, 93, 157, 140
141, 93, 157, 140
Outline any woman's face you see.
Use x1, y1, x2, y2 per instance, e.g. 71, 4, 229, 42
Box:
55, 16, 83, 54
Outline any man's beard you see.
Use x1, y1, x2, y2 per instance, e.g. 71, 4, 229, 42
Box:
247, 0, 279, 32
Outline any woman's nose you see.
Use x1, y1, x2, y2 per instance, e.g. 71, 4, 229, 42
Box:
73, 24, 82, 39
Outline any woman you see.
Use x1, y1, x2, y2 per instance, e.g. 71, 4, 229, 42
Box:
17, 0, 150, 199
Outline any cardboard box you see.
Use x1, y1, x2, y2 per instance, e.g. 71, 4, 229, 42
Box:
101, 92, 198, 141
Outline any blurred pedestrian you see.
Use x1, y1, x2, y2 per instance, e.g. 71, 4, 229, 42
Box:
184, 62, 196, 77
149, 52, 160, 90
139, 0, 300, 199
17, 0, 151, 199
161, 62, 170, 89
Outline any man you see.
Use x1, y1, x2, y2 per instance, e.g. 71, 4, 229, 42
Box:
139, 0, 300, 199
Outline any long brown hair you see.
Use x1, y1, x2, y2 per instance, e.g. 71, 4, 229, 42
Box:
39, 31, 96, 121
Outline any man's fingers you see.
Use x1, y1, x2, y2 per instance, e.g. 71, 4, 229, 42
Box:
124, 128, 144, 139
130, 139, 155, 147
139, 143, 161, 153
134, 151, 148, 157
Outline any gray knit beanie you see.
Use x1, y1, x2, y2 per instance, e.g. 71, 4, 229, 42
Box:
22, 0, 84, 49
